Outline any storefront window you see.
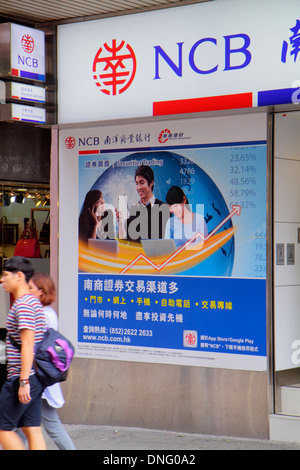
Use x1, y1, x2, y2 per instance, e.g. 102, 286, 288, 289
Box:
0, 182, 50, 275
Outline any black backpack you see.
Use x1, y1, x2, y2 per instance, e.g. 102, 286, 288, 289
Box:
9, 328, 74, 388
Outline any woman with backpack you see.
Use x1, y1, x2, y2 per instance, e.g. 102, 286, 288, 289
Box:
28, 273, 76, 450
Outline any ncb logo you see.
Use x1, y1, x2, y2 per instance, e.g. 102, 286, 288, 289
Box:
65, 136, 76, 149
21, 34, 34, 54
92, 39, 137, 96
18, 33, 38, 68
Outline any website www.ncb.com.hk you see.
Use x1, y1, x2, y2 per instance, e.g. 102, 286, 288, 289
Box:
82, 334, 131, 343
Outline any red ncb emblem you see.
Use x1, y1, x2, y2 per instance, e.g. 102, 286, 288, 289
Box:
65, 136, 76, 149
185, 332, 196, 346
92, 39, 137, 96
21, 34, 35, 54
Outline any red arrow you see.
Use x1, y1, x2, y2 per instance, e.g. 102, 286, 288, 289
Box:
206, 204, 241, 239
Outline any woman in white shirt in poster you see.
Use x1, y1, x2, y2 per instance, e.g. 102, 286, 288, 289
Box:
165, 185, 208, 249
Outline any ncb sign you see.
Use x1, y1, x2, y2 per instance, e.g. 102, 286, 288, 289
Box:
0, 23, 45, 82
11, 23, 45, 81
57, 0, 300, 123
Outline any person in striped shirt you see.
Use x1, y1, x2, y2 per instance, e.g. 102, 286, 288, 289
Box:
0, 256, 46, 450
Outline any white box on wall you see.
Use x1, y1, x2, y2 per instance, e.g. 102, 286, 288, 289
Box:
274, 222, 300, 286
0, 288, 10, 328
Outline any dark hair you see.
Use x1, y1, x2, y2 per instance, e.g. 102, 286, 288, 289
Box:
166, 186, 189, 205
82, 190, 102, 209
3, 256, 34, 283
31, 273, 56, 306
135, 165, 154, 190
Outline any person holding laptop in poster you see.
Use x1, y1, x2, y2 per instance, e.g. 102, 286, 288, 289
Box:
116, 164, 170, 243
165, 185, 208, 249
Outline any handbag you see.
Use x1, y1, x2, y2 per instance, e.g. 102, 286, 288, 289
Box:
39, 212, 50, 243
14, 236, 41, 258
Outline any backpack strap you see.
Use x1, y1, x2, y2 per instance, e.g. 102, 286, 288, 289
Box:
8, 334, 21, 351
8, 334, 40, 374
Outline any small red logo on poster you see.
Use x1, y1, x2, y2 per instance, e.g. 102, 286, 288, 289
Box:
21, 34, 35, 54
185, 332, 197, 346
158, 129, 171, 143
183, 330, 198, 348
65, 136, 76, 149
92, 39, 137, 96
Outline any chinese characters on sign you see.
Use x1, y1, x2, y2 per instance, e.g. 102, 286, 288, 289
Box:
281, 19, 300, 63
78, 274, 265, 359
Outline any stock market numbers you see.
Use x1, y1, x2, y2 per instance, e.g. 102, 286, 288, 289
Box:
229, 151, 258, 210
227, 146, 267, 278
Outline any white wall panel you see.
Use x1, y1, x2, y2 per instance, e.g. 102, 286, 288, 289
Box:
275, 286, 300, 371
274, 112, 300, 161
274, 159, 300, 223
274, 112, 300, 371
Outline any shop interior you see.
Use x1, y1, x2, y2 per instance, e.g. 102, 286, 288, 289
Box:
0, 181, 51, 354
0, 181, 50, 274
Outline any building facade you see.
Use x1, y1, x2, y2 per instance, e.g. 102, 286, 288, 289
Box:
1, 0, 300, 442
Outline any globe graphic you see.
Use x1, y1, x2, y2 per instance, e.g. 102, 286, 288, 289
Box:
90, 150, 235, 276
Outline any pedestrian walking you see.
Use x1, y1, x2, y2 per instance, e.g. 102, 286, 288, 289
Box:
28, 272, 76, 450
0, 256, 46, 450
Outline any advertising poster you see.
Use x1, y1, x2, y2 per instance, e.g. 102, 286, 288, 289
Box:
59, 114, 267, 370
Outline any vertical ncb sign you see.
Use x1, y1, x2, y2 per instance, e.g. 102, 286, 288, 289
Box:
10, 23, 45, 82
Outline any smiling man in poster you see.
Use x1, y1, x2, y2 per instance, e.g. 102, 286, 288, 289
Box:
116, 164, 170, 243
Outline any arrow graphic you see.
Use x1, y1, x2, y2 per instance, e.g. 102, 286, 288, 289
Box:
120, 205, 241, 274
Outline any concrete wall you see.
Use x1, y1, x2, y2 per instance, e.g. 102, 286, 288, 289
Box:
59, 358, 269, 439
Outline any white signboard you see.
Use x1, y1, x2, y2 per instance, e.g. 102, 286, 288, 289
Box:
11, 82, 46, 103
58, 0, 300, 123
10, 23, 45, 82
11, 103, 46, 123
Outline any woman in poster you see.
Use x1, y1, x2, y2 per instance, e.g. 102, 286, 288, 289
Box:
79, 189, 117, 244
165, 185, 208, 248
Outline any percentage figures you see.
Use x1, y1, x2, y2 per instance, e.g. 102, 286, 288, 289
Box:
230, 165, 256, 174
228, 147, 266, 278
230, 189, 256, 197
229, 177, 256, 185
230, 153, 256, 162
228, 151, 259, 210
230, 200, 256, 209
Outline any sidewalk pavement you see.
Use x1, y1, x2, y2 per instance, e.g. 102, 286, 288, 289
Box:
43, 424, 300, 451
